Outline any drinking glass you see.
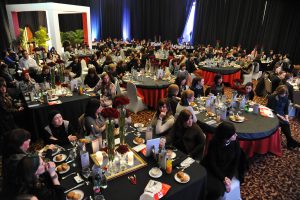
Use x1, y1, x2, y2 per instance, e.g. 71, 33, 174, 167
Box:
82, 167, 91, 179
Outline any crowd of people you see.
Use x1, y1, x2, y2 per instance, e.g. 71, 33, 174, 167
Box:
1, 38, 299, 199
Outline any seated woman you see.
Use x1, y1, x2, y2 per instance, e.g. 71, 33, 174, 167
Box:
175, 75, 189, 97
175, 89, 197, 123
206, 74, 224, 96
271, 70, 286, 93
84, 67, 100, 88
0, 77, 23, 135
190, 76, 205, 98
94, 72, 116, 107
43, 110, 77, 146
83, 98, 106, 136
88, 54, 102, 74
11, 155, 64, 200
2, 129, 31, 197
69, 56, 82, 78
176, 63, 189, 79
238, 82, 255, 101
151, 98, 175, 136
166, 84, 180, 115
266, 85, 300, 149
170, 109, 206, 160
37, 65, 51, 82
202, 121, 247, 200
18, 71, 36, 93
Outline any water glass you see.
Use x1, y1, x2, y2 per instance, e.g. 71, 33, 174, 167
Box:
82, 167, 91, 179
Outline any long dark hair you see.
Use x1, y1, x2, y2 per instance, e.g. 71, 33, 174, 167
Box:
173, 109, 192, 131
155, 98, 172, 120
16, 155, 40, 192
85, 98, 101, 119
3, 128, 31, 159
214, 74, 222, 86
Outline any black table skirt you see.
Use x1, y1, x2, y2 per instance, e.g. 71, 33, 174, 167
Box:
59, 128, 207, 200
196, 111, 279, 140
23, 93, 95, 141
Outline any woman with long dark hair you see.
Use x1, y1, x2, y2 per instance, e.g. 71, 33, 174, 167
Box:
170, 109, 206, 160
151, 98, 175, 136
11, 155, 64, 200
190, 76, 205, 97
175, 89, 197, 123
84, 98, 106, 136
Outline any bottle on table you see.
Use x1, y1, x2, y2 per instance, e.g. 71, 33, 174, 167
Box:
145, 119, 153, 141
166, 154, 173, 174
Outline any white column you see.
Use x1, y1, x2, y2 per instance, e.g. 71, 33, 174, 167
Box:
86, 10, 92, 49
46, 10, 62, 54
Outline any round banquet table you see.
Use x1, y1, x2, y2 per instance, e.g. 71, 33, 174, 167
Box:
198, 66, 241, 87
196, 110, 282, 158
123, 76, 171, 109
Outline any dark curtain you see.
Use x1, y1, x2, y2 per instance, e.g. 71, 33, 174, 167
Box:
59, 14, 83, 32
260, 0, 300, 63
0, 0, 11, 50
90, 0, 103, 40
130, 0, 194, 42
18, 11, 47, 33
192, 0, 267, 48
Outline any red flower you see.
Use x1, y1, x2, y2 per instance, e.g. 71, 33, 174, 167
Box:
113, 96, 130, 108
116, 144, 129, 154
101, 107, 119, 119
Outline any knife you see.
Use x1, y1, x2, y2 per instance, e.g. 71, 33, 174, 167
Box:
66, 159, 74, 164
61, 172, 76, 180
64, 182, 85, 193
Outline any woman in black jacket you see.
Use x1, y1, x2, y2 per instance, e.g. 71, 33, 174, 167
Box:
266, 85, 300, 149
202, 121, 248, 200
170, 109, 206, 160
11, 154, 64, 200
84, 67, 100, 88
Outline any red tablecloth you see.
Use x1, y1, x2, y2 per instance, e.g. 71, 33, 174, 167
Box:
202, 70, 241, 87
137, 87, 168, 109
204, 128, 282, 158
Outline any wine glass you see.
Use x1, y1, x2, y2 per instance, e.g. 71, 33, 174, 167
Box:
82, 167, 91, 185
69, 149, 77, 167
124, 123, 129, 136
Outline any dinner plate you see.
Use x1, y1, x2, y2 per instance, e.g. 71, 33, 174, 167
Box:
49, 96, 59, 101
133, 138, 145, 145
66, 189, 84, 200
171, 152, 176, 159
38, 145, 60, 157
174, 172, 190, 184
229, 116, 245, 123
149, 167, 162, 178
53, 154, 67, 162
56, 164, 70, 174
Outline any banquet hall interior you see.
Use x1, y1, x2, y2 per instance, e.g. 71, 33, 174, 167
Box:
0, 0, 300, 200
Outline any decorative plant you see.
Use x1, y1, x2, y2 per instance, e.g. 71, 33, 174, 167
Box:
32, 26, 50, 50
60, 29, 84, 47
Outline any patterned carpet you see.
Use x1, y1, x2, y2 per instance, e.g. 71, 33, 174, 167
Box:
131, 87, 300, 200
1, 87, 299, 199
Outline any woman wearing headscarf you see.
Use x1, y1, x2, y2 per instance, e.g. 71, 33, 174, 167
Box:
43, 110, 77, 146
202, 121, 248, 200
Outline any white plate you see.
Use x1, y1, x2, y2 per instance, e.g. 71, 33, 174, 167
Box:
56, 164, 70, 174
53, 154, 67, 162
171, 152, 176, 159
38, 145, 60, 157
174, 172, 190, 184
134, 123, 144, 128
49, 96, 59, 101
149, 167, 163, 178
133, 138, 145, 145
66, 189, 84, 200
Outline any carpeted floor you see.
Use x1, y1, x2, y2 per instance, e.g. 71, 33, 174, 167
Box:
1, 87, 299, 199
130, 87, 300, 200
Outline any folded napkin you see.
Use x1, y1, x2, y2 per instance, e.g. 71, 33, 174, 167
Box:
180, 157, 195, 167
140, 180, 171, 200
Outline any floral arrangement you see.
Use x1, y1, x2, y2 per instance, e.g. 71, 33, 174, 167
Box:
116, 144, 129, 154
113, 96, 130, 107
113, 95, 130, 145
101, 107, 120, 119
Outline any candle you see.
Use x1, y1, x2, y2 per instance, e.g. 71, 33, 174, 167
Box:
128, 151, 134, 166
96, 151, 103, 165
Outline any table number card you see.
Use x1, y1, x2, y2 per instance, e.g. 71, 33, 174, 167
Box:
80, 151, 90, 169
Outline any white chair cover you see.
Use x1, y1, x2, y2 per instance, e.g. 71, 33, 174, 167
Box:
126, 82, 147, 114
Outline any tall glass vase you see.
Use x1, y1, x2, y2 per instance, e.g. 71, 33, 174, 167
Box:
119, 107, 126, 145
106, 119, 116, 174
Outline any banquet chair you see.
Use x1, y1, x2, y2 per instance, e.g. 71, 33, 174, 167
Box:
126, 82, 147, 114
114, 78, 127, 95
252, 62, 262, 80
219, 177, 242, 200
78, 114, 86, 137
242, 65, 254, 85
80, 59, 88, 80
264, 78, 272, 96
